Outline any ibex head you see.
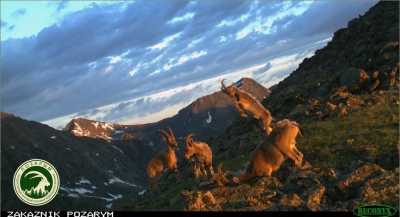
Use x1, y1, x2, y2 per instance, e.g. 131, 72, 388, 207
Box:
184, 133, 196, 160
359, 69, 369, 83
159, 127, 178, 148
25, 171, 50, 187
220, 79, 237, 97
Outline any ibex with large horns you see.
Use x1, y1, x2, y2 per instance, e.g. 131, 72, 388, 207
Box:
146, 128, 179, 190
221, 79, 273, 135
184, 133, 214, 178
233, 119, 304, 183
24, 171, 51, 196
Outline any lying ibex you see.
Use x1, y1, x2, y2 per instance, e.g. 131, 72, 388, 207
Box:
221, 79, 273, 135
146, 128, 179, 190
233, 119, 303, 183
184, 134, 214, 177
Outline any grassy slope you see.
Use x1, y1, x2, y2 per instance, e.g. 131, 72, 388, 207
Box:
298, 92, 399, 171
218, 91, 399, 173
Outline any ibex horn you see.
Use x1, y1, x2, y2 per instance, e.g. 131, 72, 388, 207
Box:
159, 129, 169, 140
298, 127, 304, 137
25, 171, 47, 180
186, 133, 194, 145
167, 127, 174, 137
291, 121, 303, 137
221, 79, 227, 91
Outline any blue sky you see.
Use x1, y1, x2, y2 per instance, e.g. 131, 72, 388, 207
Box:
1, 1, 126, 40
0, 0, 377, 128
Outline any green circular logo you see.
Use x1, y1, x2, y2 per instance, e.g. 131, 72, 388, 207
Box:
13, 159, 60, 206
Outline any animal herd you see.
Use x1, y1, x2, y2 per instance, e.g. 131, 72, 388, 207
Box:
146, 79, 305, 190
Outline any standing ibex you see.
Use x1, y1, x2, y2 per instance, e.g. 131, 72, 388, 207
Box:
233, 119, 303, 183
184, 134, 214, 178
221, 79, 273, 135
146, 128, 179, 190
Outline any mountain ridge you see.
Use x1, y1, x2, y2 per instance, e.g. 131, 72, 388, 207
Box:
63, 77, 270, 148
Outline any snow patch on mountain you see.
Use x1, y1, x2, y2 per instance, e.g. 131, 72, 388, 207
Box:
105, 176, 138, 187
206, 111, 212, 124
60, 186, 95, 196
76, 177, 92, 185
112, 145, 124, 154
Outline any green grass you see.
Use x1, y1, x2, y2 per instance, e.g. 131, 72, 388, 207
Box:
124, 173, 200, 210
213, 128, 263, 172
298, 92, 399, 170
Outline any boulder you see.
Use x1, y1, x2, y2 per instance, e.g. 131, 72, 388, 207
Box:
339, 163, 386, 189
279, 193, 304, 209
306, 185, 326, 211
359, 169, 399, 205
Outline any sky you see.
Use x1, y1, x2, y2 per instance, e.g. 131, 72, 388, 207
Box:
0, 0, 377, 129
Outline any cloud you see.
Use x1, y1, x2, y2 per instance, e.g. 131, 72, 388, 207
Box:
167, 12, 195, 24
1, 0, 377, 126
11, 8, 27, 18
43, 37, 331, 129
162, 50, 207, 71
0, 20, 15, 32
148, 32, 182, 50
56, 0, 69, 12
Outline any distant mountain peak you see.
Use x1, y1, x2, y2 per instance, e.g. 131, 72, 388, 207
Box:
64, 117, 117, 140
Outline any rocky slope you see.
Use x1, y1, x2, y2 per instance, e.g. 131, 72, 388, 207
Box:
179, 162, 399, 211
264, 0, 399, 118
124, 1, 399, 211
1, 112, 153, 210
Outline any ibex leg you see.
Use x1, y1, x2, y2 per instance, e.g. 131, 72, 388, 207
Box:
193, 161, 200, 178
234, 102, 248, 117
293, 146, 304, 159
208, 165, 214, 177
285, 150, 302, 167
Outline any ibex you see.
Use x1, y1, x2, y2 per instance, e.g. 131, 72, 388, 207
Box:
233, 119, 303, 183
221, 79, 273, 135
146, 128, 179, 190
184, 134, 214, 177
